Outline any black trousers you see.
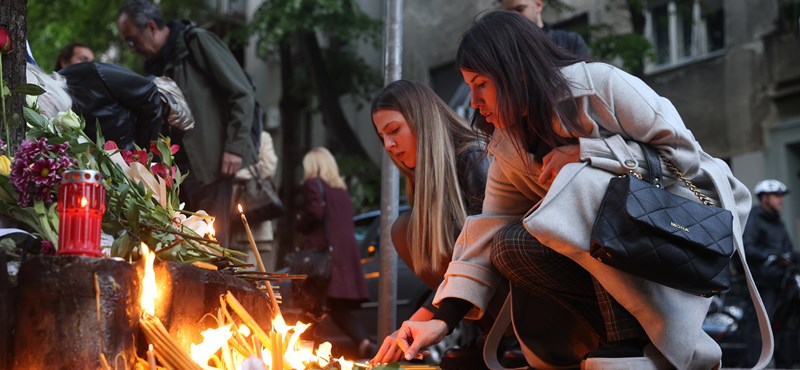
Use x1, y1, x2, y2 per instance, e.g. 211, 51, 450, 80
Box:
490, 221, 645, 344
179, 173, 234, 247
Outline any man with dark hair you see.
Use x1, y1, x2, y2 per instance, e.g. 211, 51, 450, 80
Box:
498, 0, 589, 56
116, 0, 257, 245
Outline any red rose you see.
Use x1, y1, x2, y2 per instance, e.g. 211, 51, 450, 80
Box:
0, 27, 10, 54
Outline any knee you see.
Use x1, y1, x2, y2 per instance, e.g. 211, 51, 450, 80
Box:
491, 222, 526, 275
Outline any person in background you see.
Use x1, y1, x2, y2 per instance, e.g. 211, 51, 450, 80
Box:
54, 43, 95, 72
295, 147, 372, 358
371, 80, 518, 369
497, 0, 590, 56
743, 179, 799, 368
116, 0, 257, 246
230, 131, 279, 271
57, 61, 165, 150
390, 11, 751, 369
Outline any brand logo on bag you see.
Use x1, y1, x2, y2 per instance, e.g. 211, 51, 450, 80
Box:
670, 222, 689, 233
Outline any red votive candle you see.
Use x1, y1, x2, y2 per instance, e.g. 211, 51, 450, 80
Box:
56, 170, 106, 257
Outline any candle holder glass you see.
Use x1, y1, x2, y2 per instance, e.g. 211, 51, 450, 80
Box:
56, 170, 106, 257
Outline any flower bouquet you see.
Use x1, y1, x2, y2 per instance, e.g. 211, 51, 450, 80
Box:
0, 67, 246, 266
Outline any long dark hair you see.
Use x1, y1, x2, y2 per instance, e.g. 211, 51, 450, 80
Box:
457, 10, 589, 155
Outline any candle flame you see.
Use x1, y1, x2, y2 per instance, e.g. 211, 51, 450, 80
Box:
190, 324, 233, 365
237, 204, 243, 213
205, 219, 216, 240
80, 196, 88, 208
140, 243, 157, 316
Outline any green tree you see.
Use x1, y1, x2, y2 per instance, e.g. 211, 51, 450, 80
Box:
26, 0, 215, 72
247, 0, 382, 255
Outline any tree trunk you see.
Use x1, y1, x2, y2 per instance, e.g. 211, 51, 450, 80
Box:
0, 0, 28, 154
302, 32, 370, 158
276, 38, 306, 264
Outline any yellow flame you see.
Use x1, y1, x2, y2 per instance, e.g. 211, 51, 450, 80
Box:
237, 204, 243, 213
205, 219, 216, 240
80, 196, 88, 208
140, 243, 157, 316
190, 324, 233, 365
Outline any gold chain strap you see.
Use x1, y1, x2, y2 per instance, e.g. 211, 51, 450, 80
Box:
658, 154, 715, 206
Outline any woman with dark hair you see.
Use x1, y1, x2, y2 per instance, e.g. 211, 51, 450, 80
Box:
54, 43, 94, 71
392, 11, 752, 370
370, 80, 501, 365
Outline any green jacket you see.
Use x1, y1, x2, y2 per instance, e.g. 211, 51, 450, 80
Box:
159, 21, 256, 185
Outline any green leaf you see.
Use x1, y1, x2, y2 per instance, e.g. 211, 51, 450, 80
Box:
12, 83, 47, 96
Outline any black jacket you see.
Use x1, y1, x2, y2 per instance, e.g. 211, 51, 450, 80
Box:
743, 205, 796, 288
59, 62, 164, 150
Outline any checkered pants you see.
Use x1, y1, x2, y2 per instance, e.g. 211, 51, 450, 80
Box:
490, 221, 645, 343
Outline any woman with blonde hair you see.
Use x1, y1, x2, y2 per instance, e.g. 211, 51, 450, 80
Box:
295, 147, 372, 357
370, 80, 500, 365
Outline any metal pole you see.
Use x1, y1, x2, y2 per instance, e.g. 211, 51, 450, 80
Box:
377, 0, 403, 342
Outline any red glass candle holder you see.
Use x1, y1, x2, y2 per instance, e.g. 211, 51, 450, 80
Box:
56, 170, 106, 257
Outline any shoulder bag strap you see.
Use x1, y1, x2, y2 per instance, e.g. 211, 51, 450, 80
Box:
641, 143, 773, 370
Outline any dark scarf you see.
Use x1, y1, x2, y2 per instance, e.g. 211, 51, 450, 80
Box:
144, 20, 185, 76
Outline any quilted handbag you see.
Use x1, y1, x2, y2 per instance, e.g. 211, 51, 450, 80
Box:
590, 143, 734, 296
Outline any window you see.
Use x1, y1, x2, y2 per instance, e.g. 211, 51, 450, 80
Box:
645, 0, 724, 70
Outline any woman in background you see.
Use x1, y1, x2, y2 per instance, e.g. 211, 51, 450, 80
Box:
296, 147, 372, 358
54, 42, 94, 71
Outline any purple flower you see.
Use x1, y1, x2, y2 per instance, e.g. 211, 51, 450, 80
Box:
10, 138, 77, 206
30, 158, 57, 185
40, 240, 55, 255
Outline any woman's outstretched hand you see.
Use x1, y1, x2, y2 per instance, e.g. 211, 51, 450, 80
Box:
369, 320, 446, 364
371, 329, 404, 364
539, 144, 580, 185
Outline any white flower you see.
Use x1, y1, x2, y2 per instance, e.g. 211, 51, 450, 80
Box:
52, 110, 82, 130
25, 94, 37, 109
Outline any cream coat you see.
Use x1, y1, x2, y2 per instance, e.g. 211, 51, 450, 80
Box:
433, 62, 752, 369
232, 131, 278, 246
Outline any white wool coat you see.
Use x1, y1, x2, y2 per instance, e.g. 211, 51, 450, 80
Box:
433, 62, 752, 369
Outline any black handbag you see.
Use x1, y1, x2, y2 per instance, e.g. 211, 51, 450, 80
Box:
286, 247, 333, 279
234, 166, 284, 224
590, 143, 734, 296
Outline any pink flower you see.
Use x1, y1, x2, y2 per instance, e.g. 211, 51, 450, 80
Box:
151, 162, 176, 188
150, 140, 180, 156
103, 141, 119, 151
121, 149, 149, 166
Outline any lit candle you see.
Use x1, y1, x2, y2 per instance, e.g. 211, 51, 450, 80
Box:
56, 170, 106, 256
147, 344, 156, 370
238, 204, 282, 316
238, 204, 266, 273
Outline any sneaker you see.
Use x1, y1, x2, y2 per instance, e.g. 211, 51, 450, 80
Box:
581, 343, 673, 370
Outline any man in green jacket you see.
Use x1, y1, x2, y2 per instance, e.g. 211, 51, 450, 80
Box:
117, 0, 257, 246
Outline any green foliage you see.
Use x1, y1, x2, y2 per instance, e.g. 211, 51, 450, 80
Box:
590, 31, 653, 74
246, 0, 382, 105
337, 154, 382, 214
26, 0, 215, 72
248, 0, 381, 59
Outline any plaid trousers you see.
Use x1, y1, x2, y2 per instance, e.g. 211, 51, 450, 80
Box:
490, 221, 645, 343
